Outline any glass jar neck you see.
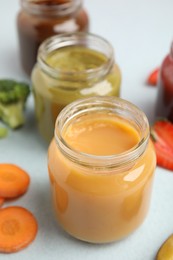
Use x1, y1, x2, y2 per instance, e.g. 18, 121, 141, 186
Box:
170, 42, 173, 59
54, 96, 150, 171
37, 32, 115, 85
21, 0, 82, 17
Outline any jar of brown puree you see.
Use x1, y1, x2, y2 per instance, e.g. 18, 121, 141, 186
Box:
16, 0, 89, 76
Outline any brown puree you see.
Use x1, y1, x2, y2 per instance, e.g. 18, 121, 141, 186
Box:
33, 0, 69, 5
17, 0, 89, 75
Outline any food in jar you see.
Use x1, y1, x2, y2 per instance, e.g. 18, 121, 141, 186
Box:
156, 43, 173, 122
17, 0, 89, 75
48, 97, 156, 243
32, 33, 121, 142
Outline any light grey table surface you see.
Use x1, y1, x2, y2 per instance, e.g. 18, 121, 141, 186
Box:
0, 1, 173, 259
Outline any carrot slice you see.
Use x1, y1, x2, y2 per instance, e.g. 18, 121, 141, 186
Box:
0, 206, 38, 253
0, 198, 4, 207
0, 164, 30, 198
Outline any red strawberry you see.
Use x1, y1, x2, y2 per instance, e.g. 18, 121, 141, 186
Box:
150, 119, 173, 171
147, 68, 159, 86
153, 120, 173, 151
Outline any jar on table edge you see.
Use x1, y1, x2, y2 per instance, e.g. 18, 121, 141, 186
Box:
17, 0, 89, 76
31, 32, 122, 143
48, 96, 156, 243
156, 42, 173, 122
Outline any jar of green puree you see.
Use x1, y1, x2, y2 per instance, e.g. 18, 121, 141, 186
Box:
31, 32, 121, 143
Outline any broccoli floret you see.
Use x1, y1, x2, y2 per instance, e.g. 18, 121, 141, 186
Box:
0, 80, 30, 129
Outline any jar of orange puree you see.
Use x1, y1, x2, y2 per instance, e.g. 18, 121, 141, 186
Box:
48, 96, 156, 243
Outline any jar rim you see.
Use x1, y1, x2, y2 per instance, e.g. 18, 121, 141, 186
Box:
54, 96, 150, 170
37, 32, 115, 82
20, 0, 82, 16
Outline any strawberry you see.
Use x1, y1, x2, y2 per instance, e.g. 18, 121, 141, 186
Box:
153, 120, 173, 151
150, 119, 173, 171
147, 68, 159, 86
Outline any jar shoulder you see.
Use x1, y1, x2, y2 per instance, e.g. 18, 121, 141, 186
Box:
48, 139, 156, 184
17, 8, 89, 31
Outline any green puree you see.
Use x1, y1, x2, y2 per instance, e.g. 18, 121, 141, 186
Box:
46, 46, 108, 71
32, 45, 121, 143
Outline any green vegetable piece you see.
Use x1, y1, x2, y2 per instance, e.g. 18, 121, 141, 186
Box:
0, 127, 8, 138
0, 80, 30, 129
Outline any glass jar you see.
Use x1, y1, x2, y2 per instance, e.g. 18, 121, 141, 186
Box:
156, 42, 173, 122
31, 32, 121, 143
48, 96, 156, 243
17, 0, 89, 76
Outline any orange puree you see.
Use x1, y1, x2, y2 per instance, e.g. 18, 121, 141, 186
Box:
48, 113, 156, 243
63, 114, 140, 155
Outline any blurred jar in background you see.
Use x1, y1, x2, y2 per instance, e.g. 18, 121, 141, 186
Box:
17, 0, 89, 76
156, 42, 173, 122
31, 32, 121, 143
